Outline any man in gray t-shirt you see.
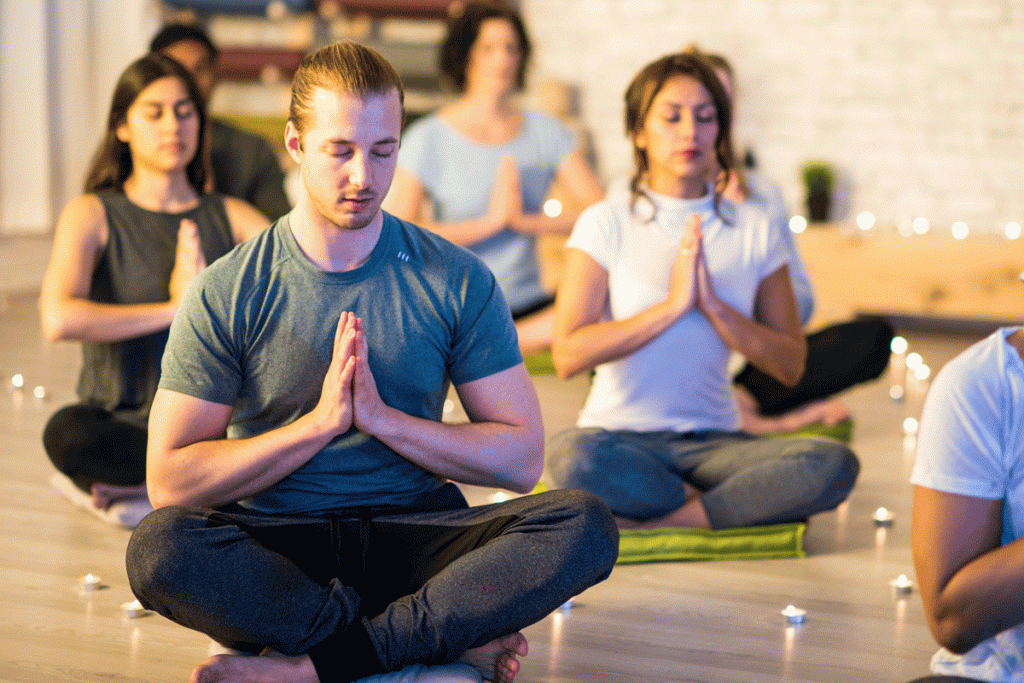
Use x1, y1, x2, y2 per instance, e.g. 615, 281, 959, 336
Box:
126, 42, 616, 683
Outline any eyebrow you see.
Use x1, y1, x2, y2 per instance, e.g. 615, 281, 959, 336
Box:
660, 100, 715, 110
324, 137, 399, 146
138, 98, 194, 109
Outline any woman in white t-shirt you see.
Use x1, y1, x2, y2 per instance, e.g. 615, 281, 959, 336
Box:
546, 52, 859, 530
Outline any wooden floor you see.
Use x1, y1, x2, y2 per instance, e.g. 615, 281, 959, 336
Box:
0, 235, 987, 683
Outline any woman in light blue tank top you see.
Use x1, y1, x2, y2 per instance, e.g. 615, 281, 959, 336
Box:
384, 1, 603, 355
39, 53, 268, 526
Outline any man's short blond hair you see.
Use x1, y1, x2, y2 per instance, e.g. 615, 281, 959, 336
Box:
289, 41, 405, 139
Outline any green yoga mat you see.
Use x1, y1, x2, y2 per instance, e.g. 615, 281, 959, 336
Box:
616, 523, 806, 564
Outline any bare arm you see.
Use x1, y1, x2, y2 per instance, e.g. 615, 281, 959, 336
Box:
550, 216, 700, 379
147, 312, 359, 509
695, 253, 807, 387
223, 196, 272, 243
911, 485, 1024, 654
40, 195, 183, 343
350, 322, 543, 493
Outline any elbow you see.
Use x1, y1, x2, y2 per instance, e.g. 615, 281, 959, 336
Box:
146, 472, 198, 510
550, 342, 584, 381
509, 454, 543, 494
40, 307, 70, 343
932, 616, 984, 656
777, 348, 808, 388
778, 364, 804, 388
508, 437, 544, 494
146, 482, 181, 510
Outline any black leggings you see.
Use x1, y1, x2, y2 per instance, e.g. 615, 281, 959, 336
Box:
734, 318, 894, 416
42, 404, 147, 492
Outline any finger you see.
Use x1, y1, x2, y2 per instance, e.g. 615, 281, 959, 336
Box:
331, 312, 349, 358
338, 354, 356, 387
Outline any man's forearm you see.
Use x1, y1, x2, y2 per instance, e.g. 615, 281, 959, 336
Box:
365, 404, 543, 494
148, 407, 339, 509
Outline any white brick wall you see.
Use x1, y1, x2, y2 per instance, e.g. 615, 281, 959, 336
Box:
523, 0, 1024, 235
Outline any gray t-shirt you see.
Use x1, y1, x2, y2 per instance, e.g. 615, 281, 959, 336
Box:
160, 212, 522, 514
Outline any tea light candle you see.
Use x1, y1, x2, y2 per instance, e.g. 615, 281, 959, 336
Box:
873, 507, 895, 526
122, 599, 147, 618
11, 373, 24, 389
77, 573, 103, 592
890, 574, 914, 595
781, 604, 806, 624
33, 385, 46, 400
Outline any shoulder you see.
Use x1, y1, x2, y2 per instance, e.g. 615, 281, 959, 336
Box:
522, 109, 574, 148
220, 195, 272, 242
386, 212, 494, 280
568, 196, 629, 251
523, 109, 569, 133
201, 218, 283, 288
61, 193, 108, 224
729, 197, 771, 231
933, 329, 1016, 399
387, 212, 476, 261
401, 113, 445, 144
211, 118, 276, 152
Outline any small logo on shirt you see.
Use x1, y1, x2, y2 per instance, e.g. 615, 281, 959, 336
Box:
396, 251, 411, 262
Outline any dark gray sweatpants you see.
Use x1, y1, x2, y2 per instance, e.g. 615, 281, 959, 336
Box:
126, 487, 617, 682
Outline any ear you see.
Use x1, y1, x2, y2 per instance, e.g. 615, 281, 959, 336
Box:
284, 120, 303, 165
115, 122, 130, 144
632, 128, 647, 151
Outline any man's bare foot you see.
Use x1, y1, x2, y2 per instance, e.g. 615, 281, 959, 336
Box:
190, 653, 319, 683
90, 482, 148, 510
460, 632, 528, 683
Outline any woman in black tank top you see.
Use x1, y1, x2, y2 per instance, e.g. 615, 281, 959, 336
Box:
38, 53, 269, 527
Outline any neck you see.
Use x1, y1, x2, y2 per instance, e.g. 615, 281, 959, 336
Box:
457, 86, 515, 117
289, 199, 384, 273
647, 173, 709, 201
123, 170, 198, 212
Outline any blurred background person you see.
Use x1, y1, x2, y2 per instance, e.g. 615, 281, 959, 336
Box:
384, 0, 604, 355
40, 53, 268, 526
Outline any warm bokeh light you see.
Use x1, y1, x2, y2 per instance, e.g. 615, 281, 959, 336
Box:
856, 211, 875, 230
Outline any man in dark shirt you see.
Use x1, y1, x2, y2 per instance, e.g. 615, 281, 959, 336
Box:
151, 23, 291, 221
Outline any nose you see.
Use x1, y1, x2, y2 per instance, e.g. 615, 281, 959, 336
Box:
677, 111, 695, 140
347, 150, 369, 189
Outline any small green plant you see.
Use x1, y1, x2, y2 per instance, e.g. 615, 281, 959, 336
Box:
801, 161, 834, 195
801, 161, 834, 222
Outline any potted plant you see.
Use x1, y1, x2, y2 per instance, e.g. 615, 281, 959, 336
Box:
801, 161, 834, 223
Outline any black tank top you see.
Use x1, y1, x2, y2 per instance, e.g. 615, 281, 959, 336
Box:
77, 192, 235, 427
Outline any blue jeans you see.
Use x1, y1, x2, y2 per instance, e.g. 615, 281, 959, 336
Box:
126, 486, 617, 682
546, 428, 858, 528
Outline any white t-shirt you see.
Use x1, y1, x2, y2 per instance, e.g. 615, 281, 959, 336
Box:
911, 327, 1024, 681
567, 187, 788, 432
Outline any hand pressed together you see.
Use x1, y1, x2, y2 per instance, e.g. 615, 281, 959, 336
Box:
169, 219, 207, 307
310, 311, 358, 437
311, 312, 392, 440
